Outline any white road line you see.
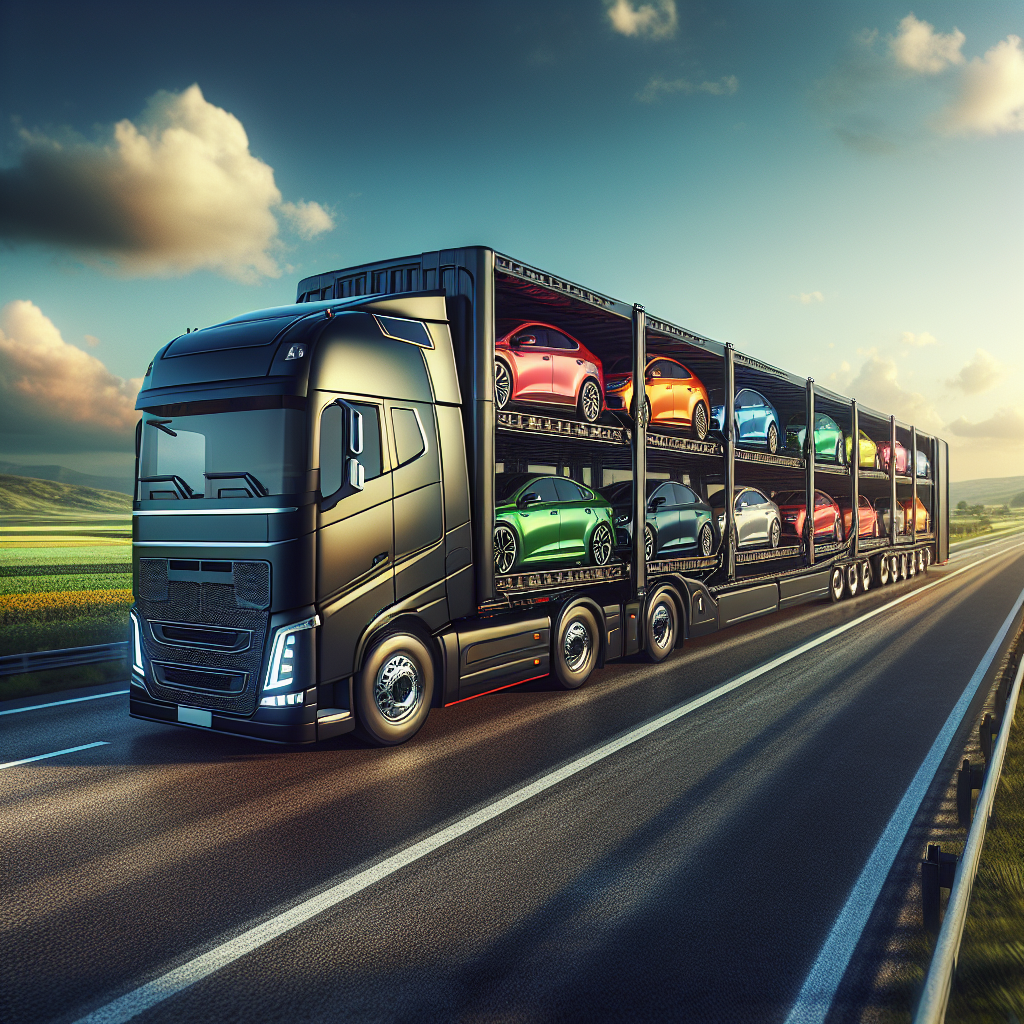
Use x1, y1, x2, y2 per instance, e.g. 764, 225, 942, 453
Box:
0, 741, 109, 771
0, 690, 129, 717
71, 541, 1021, 1024
784, 583, 1024, 1024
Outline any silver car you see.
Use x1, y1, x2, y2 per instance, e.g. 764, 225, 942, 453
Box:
710, 486, 782, 549
873, 497, 905, 534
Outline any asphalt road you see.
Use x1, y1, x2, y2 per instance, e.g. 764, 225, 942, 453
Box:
2, 535, 1023, 1024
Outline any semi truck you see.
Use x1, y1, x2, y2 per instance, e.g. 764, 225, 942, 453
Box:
129, 246, 949, 745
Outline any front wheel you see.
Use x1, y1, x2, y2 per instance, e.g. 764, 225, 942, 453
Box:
354, 633, 434, 746
494, 360, 512, 410
767, 422, 779, 455
493, 523, 518, 575
699, 522, 714, 556
769, 519, 781, 549
552, 605, 599, 690
829, 566, 845, 602
693, 401, 709, 441
577, 379, 602, 424
644, 589, 678, 663
590, 522, 613, 566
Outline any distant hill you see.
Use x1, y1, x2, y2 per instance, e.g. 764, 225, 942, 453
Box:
0, 461, 133, 496
950, 476, 1024, 508
0, 474, 132, 513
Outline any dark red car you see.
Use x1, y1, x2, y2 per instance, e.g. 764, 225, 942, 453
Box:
774, 488, 844, 542
837, 494, 880, 539
877, 441, 909, 475
494, 321, 605, 423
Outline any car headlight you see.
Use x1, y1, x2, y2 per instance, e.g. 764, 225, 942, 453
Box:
614, 514, 631, 524
606, 379, 630, 392
261, 615, 319, 703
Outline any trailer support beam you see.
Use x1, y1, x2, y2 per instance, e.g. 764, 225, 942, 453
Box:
725, 345, 736, 581
851, 400, 859, 557
805, 378, 815, 567
632, 304, 647, 601
911, 424, 918, 541
889, 414, 898, 548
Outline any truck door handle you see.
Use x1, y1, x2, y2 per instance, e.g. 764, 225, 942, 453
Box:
372, 552, 388, 567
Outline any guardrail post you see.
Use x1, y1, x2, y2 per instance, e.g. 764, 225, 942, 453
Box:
956, 757, 986, 826
921, 843, 958, 935
979, 713, 995, 764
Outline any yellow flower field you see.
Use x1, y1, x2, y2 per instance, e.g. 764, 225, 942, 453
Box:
0, 588, 134, 626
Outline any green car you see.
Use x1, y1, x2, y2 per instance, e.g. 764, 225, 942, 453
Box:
493, 474, 616, 575
786, 412, 846, 464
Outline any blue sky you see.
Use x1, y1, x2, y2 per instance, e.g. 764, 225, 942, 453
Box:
1, 0, 1021, 482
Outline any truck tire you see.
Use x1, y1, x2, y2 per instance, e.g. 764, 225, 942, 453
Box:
877, 554, 890, 586
860, 559, 872, 593
889, 553, 900, 582
845, 562, 859, 597
552, 604, 599, 690
899, 552, 908, 580
354, 632, 434, 746
577, 379, 602, 424
829, 566, 845, 602
644, 588, 679, 663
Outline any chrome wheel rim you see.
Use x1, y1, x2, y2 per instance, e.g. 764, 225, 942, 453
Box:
767, 424, 778, 454
592, 524, 612, 565
861, 561, 871, 591
700, 524, 713, 556
650, 602, 672, 649
563, 620, 592, 671
493, 525, 517, 574
645, 527, 654, 562
771, 521, 780, 548
694, 403, 708, 439
831, 569, 843, 598
374, 654, 421, 723
581, 381, 601, 423
846, 565, 858, 595
494, 362, 511, 408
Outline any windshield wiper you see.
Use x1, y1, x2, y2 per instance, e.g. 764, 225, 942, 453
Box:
139, 475, 197, 499
147, 419, 177, 437
205, 471, 269, 498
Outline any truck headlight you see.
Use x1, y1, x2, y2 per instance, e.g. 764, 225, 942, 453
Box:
130, 609, 145, 676
262, 615, 319, 695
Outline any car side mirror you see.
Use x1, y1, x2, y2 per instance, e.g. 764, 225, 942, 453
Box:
511, 335, 536, 348
519, 491, 542, 507
649, 496, 667, 511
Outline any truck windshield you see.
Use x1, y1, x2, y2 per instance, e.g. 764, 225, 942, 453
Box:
138, 398, 306, 499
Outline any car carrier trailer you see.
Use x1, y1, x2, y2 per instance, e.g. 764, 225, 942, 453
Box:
129, 245, 949, 744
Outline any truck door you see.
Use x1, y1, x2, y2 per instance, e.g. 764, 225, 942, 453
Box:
316, 398, 393, 679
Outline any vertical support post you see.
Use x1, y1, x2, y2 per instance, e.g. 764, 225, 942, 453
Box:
850, 400, 859, 557
805, 378, 815, 566
632, 304, 647, 601
472, 247, 496, 605
911, 425, 918, 541
889, 414, 898, 547
724, 345, 736, 581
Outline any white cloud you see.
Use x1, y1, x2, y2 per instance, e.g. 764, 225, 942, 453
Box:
794, 291, 825, 305
890, 13, 964, 74
637, 75, 737, 102
607, 0, 676, 40
941, 34, 1024, 135
0, 85, 335, 282
832, 350, 943, 430
945, 349, 1004, 395
946, 407, 1024, 441
0, 301, 141, 453
900, 331, 937, 347
83, 334, 101, 348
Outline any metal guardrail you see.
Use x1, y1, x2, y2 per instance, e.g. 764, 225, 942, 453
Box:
0, 642, 129, 677
914, 642, 1024, 1022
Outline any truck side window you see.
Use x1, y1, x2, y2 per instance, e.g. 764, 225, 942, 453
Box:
392, 408, 427, 467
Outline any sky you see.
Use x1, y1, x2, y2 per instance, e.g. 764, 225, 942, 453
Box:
0, 0, 1021, 483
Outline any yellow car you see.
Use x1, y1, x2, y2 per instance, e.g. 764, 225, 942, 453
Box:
846, 429, 880, 469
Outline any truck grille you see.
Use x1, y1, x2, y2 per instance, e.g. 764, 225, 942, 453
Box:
137, 558, 270, 715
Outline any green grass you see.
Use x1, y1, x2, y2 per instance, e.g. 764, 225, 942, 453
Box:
0, 660, 128, 702
0, 544, 131, 567
947, 679, 1024, 1023
0, 608, 131, 658
0, 473, 132, 513
0, 572, 132, 596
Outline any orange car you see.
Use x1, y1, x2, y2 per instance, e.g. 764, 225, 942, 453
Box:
837, 494, 880, 539
900, 496, 930, 533
603, 356, 711, 439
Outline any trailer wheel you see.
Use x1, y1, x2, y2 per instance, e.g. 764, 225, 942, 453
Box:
577, 379, 602, 424
354, 632, 434, 746
590, 523, 613, 566
923, 548, 931, 570
767, 422, 779, 455
693, 401, 709, 441
908, 552, 916, 578
829, 566, 845, 602
552, 605, 599, 690
494, 360, 512, 410
877, 555, 890, 586
899, 552, 908, 579
889, 553, 900, 582
493, 523, 518, 575
845, 562, 859, 597
860, 559, 872, 593
644, 589, 679, 663
699, 522, 714, 556
645, 525, 656, 562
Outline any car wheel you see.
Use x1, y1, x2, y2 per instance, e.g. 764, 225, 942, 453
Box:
731, 525, 740, 553
494, 360, 512, 410
845, 562, 859, 597
830, 566, 845, 602
699, 522, 714, 556
629, 396, 652, 428
353, 633, 434, 746
693, 401, 709, 441
767, 422, 779, 455
833, 519, 842, 543
645, 525, 655, 562
577, 379, 602, 424
552, 605, 599, 690
493, 523, 518, 575
860, 559, 872, 592
590, 522, 613, 566
877, 554, 890, 585
770, 519, 780, 549
644, 589, 678, 663
836, 440, 845, 466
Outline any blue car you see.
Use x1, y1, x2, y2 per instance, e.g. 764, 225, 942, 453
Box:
710, 388, 781, 455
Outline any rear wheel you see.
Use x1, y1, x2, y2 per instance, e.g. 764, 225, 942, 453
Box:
860, 559, 872, 592
644, 589, 679, 663
889, 553, 900, 582
629, 396, 651, 428
354, 633, 434, 746
693, 401, 709, 441
923, 548, 932, 570
845, 562, 859, 597
494, 361, 512, 410
699, 522, 714, 556
552, 605, 599, 690
493, 523, 518, 575
577, 379, 602, 424
829, 566, 845, 602
590, 522, 613, 566
767, 422, 779, 455
645, 525, 655, 562
769, 519, 781, 549
877, 555, 890, 586
908, 553, 916, 578
899, 552, 908, 579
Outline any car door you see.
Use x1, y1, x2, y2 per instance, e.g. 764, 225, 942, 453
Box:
546, 329, 582, 404
554, 477, 592, 559
646, 360, 676, 424
509, 327, 554, 400
519, 476, 562, 562
648, 482, 680, 553
735, 391, 756, 442
736, 489, 756, 546
748, 392, 767, 442
674, 483, 701, 548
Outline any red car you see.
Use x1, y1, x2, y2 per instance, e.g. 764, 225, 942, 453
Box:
837, 494, 880, 539
877, 441, 909, 475
494, 321, 605, 423
775, 488, 844, 542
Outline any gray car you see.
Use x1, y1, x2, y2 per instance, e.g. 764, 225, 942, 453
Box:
710, 486, 782, 549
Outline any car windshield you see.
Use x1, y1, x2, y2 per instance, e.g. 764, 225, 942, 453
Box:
495, 473, 534, 503
708, 490, 727, 508
138, 398, 307, 499
604, 357, 633, 375
773, 490, 805, 506
601, 480, 660, 505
